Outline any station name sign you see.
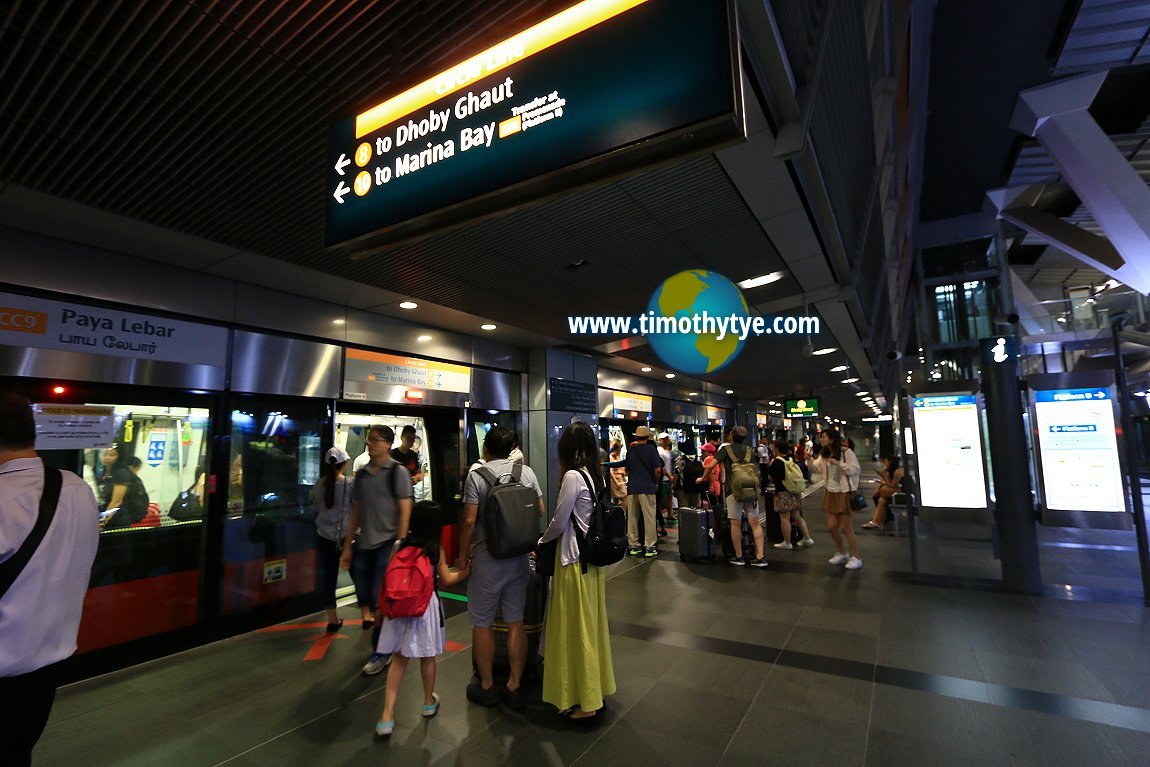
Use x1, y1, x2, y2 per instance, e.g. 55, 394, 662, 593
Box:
785, 398, 819, 417
325, 0, 741, 249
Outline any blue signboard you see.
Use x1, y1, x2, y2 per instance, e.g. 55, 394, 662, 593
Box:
1033, 388, 1110, 403
912, 394, 977, 408
325, 0, 740, 248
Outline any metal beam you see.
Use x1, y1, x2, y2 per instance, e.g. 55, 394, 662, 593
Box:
1003, 71, 1150, 293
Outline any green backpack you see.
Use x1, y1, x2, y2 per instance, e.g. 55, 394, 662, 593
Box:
781, 457, 806, 494
725, 446, 760, 502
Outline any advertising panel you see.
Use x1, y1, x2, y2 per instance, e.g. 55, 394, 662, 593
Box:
325, 0, 740, 248
1033, 388, 1123, 512
911, 394, 987, 509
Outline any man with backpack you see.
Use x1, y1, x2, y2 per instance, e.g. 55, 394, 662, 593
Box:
719, 426, 768, 567
459, 426, 545, 710
675, 441, 703, 511
341, 424, 413, 676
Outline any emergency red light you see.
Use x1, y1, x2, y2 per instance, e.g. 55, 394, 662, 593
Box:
405, 389, 425, 402
52, 385, 66, 395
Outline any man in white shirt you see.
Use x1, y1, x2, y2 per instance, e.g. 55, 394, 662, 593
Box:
0, 393, 99, 767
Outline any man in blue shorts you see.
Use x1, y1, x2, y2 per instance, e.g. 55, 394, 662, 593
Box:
458, 427, 545, 710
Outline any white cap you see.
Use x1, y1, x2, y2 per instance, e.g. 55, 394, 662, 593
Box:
657, 432, 670, 440
325, 446, 351, 464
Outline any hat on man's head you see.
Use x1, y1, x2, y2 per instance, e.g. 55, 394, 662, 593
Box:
325, 446, 351, 464
657, 432, 670, 440
634, 425, 652, 438
701, 442, 717, 454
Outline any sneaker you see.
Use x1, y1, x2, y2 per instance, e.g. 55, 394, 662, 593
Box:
749, 557, 769, 568
643, 548, 658, 558
844, 556, 863, 570
657, 529, 669, 538
362, 653, 390, 676
498, 685, 525, 710
828, 552, 850, 565
466, 679, 500, 708
421, 693, 441, 718
728, 557, 746, 566
861, 521, 882, 530
799, 537, 815, 548
773, 541, 793, 550
627, 547, 642, 557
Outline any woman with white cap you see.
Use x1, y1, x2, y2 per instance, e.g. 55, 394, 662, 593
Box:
313, 446, 354, 632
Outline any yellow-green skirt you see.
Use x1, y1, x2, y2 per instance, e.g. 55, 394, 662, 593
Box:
542, 556, 617, 712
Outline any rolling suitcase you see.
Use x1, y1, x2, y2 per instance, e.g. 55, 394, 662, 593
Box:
678, 507, 714, 562
740, 516, 755, 564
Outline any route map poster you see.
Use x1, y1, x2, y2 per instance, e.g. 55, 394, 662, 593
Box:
912, 394, 988, 509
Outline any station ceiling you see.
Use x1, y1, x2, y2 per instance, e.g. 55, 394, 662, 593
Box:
0, 0, 901, 421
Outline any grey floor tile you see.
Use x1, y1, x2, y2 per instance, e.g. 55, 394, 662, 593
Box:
796, 604, 882, 636
702, 615, 793, 649
754, 666, 873, 724
1098, 722, 1150, 765
974, 651, 1116, 703
660, 648, 771, 702
784, 624, 878, 665
721, 704, 866, 766
573, 722, 723, 767
876, 637, 985, 681
615, 680, 749, 751
864, 727, 1006, 767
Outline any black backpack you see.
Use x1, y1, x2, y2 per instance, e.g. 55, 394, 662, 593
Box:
475, 464, 540, 559
680, 456, 704, 490
575, 470, 627, 572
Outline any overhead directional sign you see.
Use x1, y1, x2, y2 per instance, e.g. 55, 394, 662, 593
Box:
325, 0, 741, 249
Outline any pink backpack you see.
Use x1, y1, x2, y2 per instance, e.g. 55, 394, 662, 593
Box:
380, 546, 434, 619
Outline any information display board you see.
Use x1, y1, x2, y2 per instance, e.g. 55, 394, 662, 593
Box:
325, 0, 740, 248
613, 391, 652, 414
1033, 388, 1124, 512
911, 394, 987, 509
786, 398, 819, 418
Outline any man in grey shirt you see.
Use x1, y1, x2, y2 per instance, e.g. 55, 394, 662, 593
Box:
459, 426, 544, 710
341, 424, 412, 676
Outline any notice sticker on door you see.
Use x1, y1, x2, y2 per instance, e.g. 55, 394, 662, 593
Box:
32, 404, 116, 450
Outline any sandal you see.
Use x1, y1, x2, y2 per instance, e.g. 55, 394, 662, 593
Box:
861, 521, 881, 529
421, 693, 440, 718
375, 719, 394, 737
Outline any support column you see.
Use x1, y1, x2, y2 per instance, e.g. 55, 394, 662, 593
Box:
526, 348, 599, 516
979, 336, 1042, 594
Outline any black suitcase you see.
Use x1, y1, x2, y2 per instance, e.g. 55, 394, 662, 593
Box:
763, 492, 784, 543
678, 507, 714, 561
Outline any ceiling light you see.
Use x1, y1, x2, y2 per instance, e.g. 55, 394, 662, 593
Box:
855, 391, 868, 397
332, 319, 346, 325
830, 365, 848, 373
480, 324, 497, 331
736, 271, 786, 289
725, 389, 734, 395
688, 392, 698, 396
416, 334, 432, 342
840, 377, 859, 384
812, 347, 837, 356
641, 367, 652, 372
399, 301, 418, 310
665, 373, 676, 379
